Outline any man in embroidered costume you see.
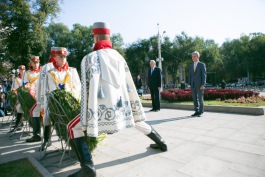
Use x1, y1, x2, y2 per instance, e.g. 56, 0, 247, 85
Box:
67, 22, 167, 177
9, 65, 26, 132
44, 47, 81, 100
37, 47, 56, 151
43, 47, 81, 147
23, 56, 42, 142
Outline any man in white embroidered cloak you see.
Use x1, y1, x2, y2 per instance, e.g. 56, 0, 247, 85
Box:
67, 22, 167, 177
23, 56, 42, 143
43, 46, 81, 147
9, 65, 26, 132
36, 47, 56, 151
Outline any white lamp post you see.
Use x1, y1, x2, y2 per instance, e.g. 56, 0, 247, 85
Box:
156, 23, 166, 91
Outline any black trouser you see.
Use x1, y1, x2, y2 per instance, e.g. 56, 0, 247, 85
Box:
150, 87, 160, 110
68, 137, 96, 177
32, 117, 41, 137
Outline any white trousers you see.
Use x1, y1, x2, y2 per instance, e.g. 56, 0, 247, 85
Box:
15, 102, 24, 113
67, 115, 152, 139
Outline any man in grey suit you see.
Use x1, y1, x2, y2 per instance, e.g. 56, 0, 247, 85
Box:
188, 51, 206, 117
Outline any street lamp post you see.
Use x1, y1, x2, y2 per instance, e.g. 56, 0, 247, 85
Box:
156, 23, 165, 91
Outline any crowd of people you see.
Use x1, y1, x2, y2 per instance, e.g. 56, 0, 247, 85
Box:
0, 78, 12, 117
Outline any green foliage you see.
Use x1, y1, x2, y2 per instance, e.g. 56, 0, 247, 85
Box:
125, 38, 152, 78
0, 0, 60, 70
247, 34, 265, 79
111, 33, 125, 56
7, 90, 17, 109
44, 23, 126, 73
0, 61, 12, 78
48, 89, 105, 152
17, 87, 36, 127
220, 33, 265, 82
68, 24, 94, 71
123, 31, 265, 86
48, 89, 80, 150
17, 87, 36, 113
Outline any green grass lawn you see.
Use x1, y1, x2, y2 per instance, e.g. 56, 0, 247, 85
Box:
0, 158, 43, 177
141, 99, 265, 107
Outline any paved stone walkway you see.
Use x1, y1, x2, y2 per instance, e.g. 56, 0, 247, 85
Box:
1, 108, 265, 177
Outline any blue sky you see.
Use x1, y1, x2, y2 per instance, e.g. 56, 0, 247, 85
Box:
53, 0, 265, 46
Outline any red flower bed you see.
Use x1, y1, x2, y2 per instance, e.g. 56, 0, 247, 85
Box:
160, 88, 259, 102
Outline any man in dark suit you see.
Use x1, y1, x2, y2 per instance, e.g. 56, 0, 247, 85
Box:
188, 51, 206, 117
148, 60, 161, 112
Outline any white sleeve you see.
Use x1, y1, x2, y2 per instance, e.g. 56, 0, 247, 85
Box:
36, 65, 46, 107
70, 68, 81, 100
80, 56, 88, 128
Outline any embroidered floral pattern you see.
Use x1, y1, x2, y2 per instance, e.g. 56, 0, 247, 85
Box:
80, 50, 146, 137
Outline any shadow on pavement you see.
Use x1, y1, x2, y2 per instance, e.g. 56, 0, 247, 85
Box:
146, 116, 195, 125
96, 147, 158, 169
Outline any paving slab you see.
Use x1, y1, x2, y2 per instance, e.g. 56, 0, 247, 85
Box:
1, 108, 265, 177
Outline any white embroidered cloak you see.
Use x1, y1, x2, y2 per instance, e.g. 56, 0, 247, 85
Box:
22, 70, 40, 100
80, 49, 146, 137
36, 62, 54, 110
11, 77, 22, 90
44, 67, 81, 101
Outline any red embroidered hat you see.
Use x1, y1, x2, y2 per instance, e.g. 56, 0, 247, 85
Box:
54, 47, 68, 56
30, 56, 40, 62
18, 65, 26, 70
50, 47, 57, 55
93, 22, 110, 35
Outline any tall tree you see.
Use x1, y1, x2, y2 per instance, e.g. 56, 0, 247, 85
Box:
43, 22, 71, 64
247, 33, 265, 80
111, 33, 125, 57
171, 32, 197, 84
200, 39, 222, 85
220, 38, 249, 82
125, 39, 151, 78
0, 0, 60, 70
68, 23, 93, 71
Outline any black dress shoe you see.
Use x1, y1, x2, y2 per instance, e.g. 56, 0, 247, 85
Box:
26, 135, 41, 143
191, 112, 199, 117
149, 109, 155, 111
154, 109, 160, 112
197, 112, 203, 117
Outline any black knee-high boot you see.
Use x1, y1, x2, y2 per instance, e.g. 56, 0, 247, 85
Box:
68, 137, 96, 177
9, 113, 23, 132
147, 127, 167, 152
39, 125, 51, 151
26, 117, 41, 142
